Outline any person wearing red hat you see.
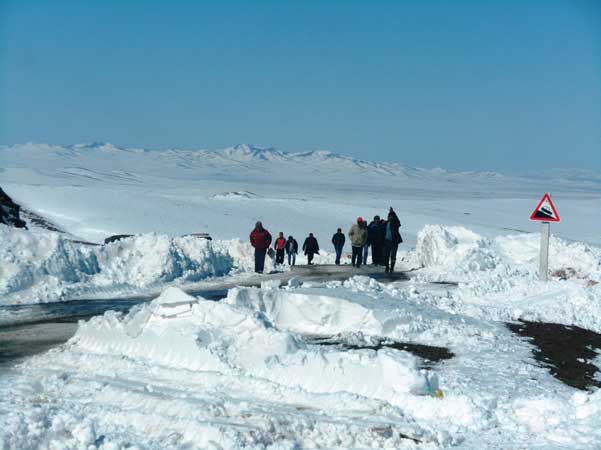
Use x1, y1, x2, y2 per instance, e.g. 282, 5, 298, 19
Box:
348, 217, 368, 268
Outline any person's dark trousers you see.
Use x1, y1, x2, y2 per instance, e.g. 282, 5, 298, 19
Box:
288, 253, 296, 266
307, 252, 315, 265
334, 246, 343, 265
383, 241, 399, 272
255, 248, 267, 273
351, 246, 363, 267
276, 249, 285, 264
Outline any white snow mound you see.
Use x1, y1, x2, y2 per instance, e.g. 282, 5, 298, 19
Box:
416, 225, 497, 272
73, 287, 431, 400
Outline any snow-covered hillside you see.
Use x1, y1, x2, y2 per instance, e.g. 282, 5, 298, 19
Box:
1, 142, 600, 245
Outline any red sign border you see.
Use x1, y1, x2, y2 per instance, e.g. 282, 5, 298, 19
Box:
530, 193, 560, 222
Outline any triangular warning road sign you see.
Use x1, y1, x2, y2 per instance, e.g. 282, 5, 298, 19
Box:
530, 193, 560, 222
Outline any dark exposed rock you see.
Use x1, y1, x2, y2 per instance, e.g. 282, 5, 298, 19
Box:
0, 187, 27, 229
507, 320, 601, 390
104, 234, 135, 244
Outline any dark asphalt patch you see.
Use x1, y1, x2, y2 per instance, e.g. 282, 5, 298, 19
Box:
306, 336, 454, 368
507, 321, 601, 391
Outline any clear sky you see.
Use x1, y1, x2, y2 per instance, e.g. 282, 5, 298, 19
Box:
1, 0, 600, 171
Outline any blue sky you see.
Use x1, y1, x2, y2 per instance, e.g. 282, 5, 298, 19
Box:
1, 0, 600, 170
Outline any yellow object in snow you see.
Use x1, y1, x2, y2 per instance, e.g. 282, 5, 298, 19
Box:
435, 389, 444, 398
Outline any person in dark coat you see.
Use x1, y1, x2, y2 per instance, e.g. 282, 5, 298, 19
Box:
367, 215, 384, 265
274, 232, 286, 264
377, 218, 387, 263
285, 235, 298, 266
382, 208, 403, 273
250, 221, 272, 273
331, 228, 345, 265
302, 233, 320, 265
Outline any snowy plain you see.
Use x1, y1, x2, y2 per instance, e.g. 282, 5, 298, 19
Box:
1, 142, 601, 449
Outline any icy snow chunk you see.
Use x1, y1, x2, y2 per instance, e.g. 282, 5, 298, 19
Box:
287, 276, 303, 288
260, 279, 281, 289
72, 421, 96, 446
152, 286, 196, 305
149, 286, 198, 318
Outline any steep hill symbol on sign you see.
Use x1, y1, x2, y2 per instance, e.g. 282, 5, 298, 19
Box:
530, 193, 560, 222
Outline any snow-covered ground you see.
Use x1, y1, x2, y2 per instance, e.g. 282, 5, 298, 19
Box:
1, 143, 601, 449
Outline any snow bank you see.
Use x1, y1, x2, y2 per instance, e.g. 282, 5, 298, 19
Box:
412, 224, 601, 332
73, 287, 431, 400
0, 226, 250, 305
416, 224, 601, 281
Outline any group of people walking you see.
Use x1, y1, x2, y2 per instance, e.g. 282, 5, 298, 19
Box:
249, 208, 402, 274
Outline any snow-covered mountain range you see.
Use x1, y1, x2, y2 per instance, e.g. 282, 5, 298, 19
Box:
2, 142, 599, 188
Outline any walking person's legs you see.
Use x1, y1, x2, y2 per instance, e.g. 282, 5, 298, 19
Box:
335, 246, 342, 265
291, 253, 296, 266
255, 249, 267, 273
389, 243, 399, 272
351, 246, 358, 267
307, 252, 314, 265
362, 244, 368, 265
383, 242, 392, 273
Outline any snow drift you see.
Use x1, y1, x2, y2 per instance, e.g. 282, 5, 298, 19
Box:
73, 287, 432, 400
0, 226, 263, 304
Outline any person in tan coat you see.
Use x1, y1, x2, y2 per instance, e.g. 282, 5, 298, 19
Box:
348, 217, 368, 268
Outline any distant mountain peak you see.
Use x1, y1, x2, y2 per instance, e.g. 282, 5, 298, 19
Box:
69, 142, 125, 152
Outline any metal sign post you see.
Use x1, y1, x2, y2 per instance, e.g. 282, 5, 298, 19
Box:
539, 221, 550, 281
529, 193, 560, 282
